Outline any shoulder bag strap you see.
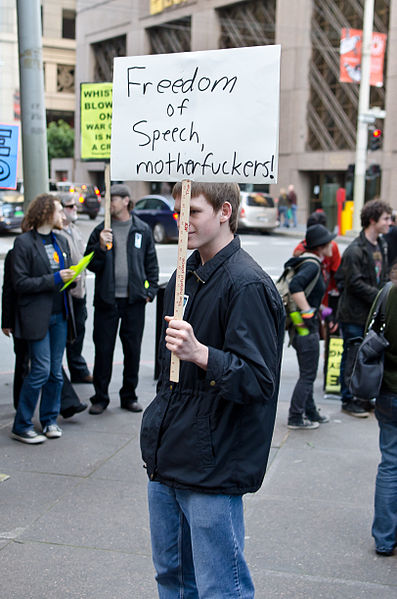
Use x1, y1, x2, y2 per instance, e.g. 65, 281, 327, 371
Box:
366, 281, 393, 333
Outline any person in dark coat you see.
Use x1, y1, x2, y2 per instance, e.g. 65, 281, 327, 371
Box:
369, 276, 397, 557
85, 184, 159, 415
1, 247, 87, 419
336, 199, 392, 417
11, 194, 76, 444
1, 250, 29, 409
140, 182, 285, 598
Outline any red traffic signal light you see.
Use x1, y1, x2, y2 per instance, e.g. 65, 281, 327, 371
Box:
369, 128, 382, 151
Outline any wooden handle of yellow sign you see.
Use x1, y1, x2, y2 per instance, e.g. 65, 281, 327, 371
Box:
170, 179, 191, 383
104, 163, 112, 250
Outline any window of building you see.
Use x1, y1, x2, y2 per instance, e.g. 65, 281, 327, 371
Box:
308, 0, 389, 151
147, 17, 191, 54
217, 0, 276, 48
62, 9, 76, 40
92, 36, 126, 82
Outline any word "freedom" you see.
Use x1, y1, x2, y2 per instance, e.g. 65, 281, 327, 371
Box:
127, 66, 238, 97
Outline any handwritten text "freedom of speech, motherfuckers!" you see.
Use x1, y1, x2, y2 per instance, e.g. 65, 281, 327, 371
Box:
124, 65, 276, 180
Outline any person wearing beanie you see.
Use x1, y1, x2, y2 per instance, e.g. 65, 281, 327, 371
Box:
285, 224, 336, 430
85, 183, 159, 415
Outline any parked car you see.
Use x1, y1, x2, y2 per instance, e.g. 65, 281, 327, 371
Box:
237, 191, 278, 232
0, 190, 24, 232
53, 182, 101, 219
133, 194, 179, 243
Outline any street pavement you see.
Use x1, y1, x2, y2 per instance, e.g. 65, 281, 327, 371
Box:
0, 226, 396, 598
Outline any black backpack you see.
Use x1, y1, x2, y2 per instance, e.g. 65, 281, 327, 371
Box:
276, 254, 321, 331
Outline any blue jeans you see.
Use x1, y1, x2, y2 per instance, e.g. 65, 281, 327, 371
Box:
13, 313, 67, 433
372, 390, 397, 553
289, 332, 320, 420
278, 205, 289, 227
339, 322, 365, 403
290, 203, 297, 227
148, 481, 255, 598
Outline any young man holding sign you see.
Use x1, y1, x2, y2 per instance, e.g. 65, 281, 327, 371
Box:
141, 182, 285, 598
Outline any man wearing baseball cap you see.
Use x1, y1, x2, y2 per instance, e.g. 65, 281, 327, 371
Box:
85, 184, 159, 414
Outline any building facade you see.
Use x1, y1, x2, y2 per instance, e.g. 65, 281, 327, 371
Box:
0, 0, 76, 182
74, 0, 397, 224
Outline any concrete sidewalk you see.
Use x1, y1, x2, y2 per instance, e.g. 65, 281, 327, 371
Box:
0, 335, 395, 599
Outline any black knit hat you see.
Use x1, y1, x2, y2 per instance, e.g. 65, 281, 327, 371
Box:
305, 224, 336, 250
110, 184, 131, 198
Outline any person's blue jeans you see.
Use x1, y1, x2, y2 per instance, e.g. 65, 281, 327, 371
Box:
148, 481, 255, 598
13, 313, 67, 433
278, 205, 289, 227
372, 390, 397, 553
339, 322, 365, 403
289, 332, 320, 420
291, 203, 297, 227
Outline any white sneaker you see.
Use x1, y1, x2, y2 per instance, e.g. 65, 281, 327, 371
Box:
43, 424, 63, 438
11, 429, 46, 444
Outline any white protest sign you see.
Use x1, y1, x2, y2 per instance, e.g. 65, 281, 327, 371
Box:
111, 45, 280, 183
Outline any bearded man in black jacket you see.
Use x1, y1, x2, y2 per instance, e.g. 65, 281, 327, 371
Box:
140, 182, 285, 598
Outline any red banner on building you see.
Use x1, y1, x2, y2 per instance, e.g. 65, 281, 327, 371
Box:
340, 28, 387, 87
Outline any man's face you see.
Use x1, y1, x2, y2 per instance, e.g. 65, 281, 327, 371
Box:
110, 194, 129, 218
52, 201, 64, 230
374, 211, 392, 235
174, 193, 222, 251
63, 201, 77, 223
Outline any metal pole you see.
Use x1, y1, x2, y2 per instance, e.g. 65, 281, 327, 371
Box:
352, 0, 375, 233
16, 0, 49, 210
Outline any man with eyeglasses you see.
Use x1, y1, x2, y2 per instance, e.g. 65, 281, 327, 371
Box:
58, 196, 93, 385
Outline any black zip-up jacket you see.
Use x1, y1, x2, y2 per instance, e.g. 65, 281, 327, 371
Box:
336, 231, 388, 326
85, 215, 159, 306
140, 237, 285, 495
11, 230, 75, 341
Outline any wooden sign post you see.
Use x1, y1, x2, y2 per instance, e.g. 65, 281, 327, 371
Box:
169, 179, 191, 382
104, 162, 112, 250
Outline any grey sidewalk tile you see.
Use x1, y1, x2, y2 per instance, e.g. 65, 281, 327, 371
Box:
259, 444, 379, 505
0, 471, 80, 534
243, 495, 396, 587
0, 541, 157, 599
249, 568, 396, 599
89, 438, 144, 482
20, 477, 152, 555
0, 425, 131, 478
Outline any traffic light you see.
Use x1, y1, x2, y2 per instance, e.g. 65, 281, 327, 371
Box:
369, 128, 382, 151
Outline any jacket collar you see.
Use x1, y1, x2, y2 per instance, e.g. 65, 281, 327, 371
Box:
97, 213, 148, 233
358, 229, 387, 254
187, 235, 240, 283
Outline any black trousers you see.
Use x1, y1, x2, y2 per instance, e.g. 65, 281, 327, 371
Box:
91, 299, 146, 407
289, 332, 320, 420
13, 337, 82, 414
66, 296, 90, 381
13, 337, 29, 410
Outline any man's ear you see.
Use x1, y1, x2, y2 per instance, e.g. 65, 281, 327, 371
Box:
220, 201, 232, 223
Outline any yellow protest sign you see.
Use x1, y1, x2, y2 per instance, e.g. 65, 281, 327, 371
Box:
325, 336, 344, 394
80, 82, 112, 160
60, 252, 94, 291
